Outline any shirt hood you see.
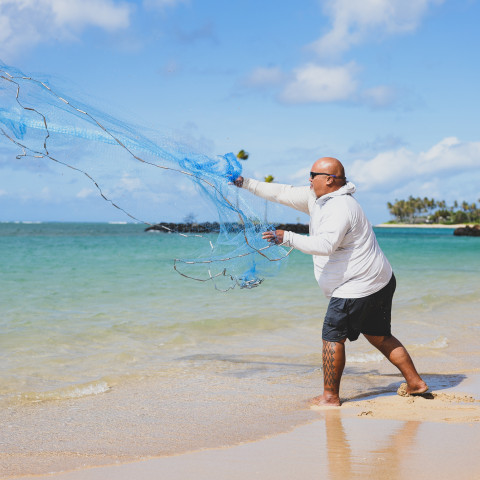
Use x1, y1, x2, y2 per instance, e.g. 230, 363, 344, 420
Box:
316, 181, 356, 206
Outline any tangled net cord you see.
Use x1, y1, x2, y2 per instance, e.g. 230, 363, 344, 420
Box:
0, 68, 293, 291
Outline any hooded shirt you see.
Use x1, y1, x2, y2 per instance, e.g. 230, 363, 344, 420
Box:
241, 178, 392, 299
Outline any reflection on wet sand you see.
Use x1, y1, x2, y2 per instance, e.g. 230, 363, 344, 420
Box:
325, 410, 421, 479
14, 388, 480, 480
325, 410, 352, 478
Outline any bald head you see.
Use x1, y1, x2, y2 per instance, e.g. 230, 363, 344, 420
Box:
311, 157, 345, 179
309, 157, 347, 198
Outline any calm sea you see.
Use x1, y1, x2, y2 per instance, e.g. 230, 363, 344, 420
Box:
1, 222, 479, 406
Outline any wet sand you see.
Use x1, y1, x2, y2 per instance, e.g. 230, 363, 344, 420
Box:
7, 374, 480, 480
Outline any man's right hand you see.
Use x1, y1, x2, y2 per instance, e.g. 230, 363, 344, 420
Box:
233, 176, 244, 188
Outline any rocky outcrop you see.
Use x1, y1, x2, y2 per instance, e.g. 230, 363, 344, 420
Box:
453, 225, 480, 236
145, 222, 221, 233
145, 222, 309, 234
275, 223, 309, 234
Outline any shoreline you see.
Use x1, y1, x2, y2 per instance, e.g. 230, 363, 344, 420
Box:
375, 223, 477, 228
12, 373, 480, 480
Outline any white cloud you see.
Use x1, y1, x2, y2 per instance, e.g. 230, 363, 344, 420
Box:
143, 0, 187, 10
244, 67, 285, 88
11, 186, 51, 202
0, 12, 13, 43
361, 85, 397, 108
244, 62, 396, 107
243, 62, 398, 107
311, 0, 444, 58
119, 173, 143, 192
41, 186, 50, 194
76, 188, 95, 199
349, 134, 407, 155
280, 63, 358, 104
241, 1, 444, 107
49, 0, 131, 31
0, 0, 131, 58
349, 137, 480, 193
0, 189, 7, 197
291, 167, 310, 182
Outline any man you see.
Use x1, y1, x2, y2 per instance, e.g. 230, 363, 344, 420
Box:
234, 157, 428, 406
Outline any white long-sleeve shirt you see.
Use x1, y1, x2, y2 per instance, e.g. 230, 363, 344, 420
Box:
242, 178, 392, 299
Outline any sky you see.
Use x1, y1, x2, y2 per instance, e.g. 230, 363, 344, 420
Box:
0, 0, 479, 224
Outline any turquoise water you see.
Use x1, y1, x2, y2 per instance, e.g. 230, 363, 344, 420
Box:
1, 223, 479, 405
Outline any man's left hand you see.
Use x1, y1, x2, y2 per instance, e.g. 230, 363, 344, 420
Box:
262, 230, 284, 244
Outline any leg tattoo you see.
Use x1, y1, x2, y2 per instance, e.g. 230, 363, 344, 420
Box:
323, 341, 337, 391
311, 339, 346, 406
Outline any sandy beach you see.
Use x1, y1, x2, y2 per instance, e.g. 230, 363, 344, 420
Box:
375, 223, 476, 228
7, 374, 479, 480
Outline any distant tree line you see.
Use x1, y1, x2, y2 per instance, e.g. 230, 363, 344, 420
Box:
387, 196, 480, 224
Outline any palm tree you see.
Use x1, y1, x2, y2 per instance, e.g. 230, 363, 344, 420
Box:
236, 150, 249, 161
264, 175, 274, 223
462, 201, 470, 222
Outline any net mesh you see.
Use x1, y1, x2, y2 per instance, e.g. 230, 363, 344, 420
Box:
0, 63, 292, 290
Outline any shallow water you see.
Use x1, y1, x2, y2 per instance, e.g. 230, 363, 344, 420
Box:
1, 223, 479, 406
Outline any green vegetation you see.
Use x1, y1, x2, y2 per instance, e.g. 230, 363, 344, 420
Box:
236, 149, 249, 160
387, 197, 480, 224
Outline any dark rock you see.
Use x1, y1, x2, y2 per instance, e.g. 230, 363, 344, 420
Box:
145, 222, 221, 233
145, 222, 310, 234
453, 225, 480, 236
275, 223, 309, 234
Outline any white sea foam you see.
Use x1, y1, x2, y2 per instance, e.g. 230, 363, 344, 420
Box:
347, 352, 384, 363
62, 381, 111, 399
415, 337, 449, 349
21, 381, 111, 403
347, 338, 449, 364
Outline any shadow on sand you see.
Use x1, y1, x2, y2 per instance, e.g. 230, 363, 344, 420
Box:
344, 372, 467, 402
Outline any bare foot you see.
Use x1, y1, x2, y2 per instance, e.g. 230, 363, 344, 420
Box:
397, 382, 429, 397
309, 393, 341, 407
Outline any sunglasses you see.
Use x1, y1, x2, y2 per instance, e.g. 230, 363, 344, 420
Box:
310, 172, 346, 180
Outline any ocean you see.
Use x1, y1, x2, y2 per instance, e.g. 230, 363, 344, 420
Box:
1, 222, 479, 468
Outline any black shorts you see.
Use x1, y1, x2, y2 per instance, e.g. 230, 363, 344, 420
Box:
322, 274, 396, 342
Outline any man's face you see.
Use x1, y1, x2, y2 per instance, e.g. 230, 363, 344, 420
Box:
309, 162, 331, 198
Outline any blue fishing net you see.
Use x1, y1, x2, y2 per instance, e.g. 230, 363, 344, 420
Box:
0, 63, 291, 290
